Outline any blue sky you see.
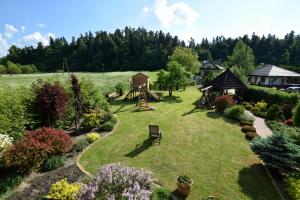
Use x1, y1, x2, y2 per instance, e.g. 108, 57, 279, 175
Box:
1, 0, 300, 56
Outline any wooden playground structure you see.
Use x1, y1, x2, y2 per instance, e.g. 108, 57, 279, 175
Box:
124, 72, 159, 110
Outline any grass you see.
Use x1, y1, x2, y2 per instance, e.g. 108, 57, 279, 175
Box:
0, 71, 156, 94
79, 87, 280, 199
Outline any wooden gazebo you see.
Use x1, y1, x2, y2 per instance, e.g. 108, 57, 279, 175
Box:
198, 68, 247, 108
208, 68, 248, 93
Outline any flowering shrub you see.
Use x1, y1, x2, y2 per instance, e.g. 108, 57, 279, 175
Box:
0, 134, 13, 160
255, 100, 267, 111
224, 105, 245, 121
3, 127, 72, 171
86, 133, 100, 143
214, 95, 234, 112
46, 179, 82, 200
78, 163, 156, 200
284, 175, 300, 200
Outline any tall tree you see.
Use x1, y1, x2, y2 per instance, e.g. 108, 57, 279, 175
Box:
168, 46, 200, 74
226, 40, 255, 75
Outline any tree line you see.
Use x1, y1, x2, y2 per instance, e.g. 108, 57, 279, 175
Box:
1, 27, 300, 73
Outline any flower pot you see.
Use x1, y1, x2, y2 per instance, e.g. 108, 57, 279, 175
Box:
176, 179, 193, 196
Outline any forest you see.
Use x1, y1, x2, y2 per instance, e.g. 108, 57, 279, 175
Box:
1, 27, 300, 73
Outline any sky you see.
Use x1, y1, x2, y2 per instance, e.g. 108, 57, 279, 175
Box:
1, 0, 300, 56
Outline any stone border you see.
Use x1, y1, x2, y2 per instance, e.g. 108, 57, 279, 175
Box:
75, 114, 120, 177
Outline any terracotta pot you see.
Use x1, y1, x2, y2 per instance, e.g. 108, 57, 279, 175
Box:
176, 179, 193, 196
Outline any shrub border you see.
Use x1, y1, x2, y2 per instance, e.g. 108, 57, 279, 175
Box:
75, 114, 120, 177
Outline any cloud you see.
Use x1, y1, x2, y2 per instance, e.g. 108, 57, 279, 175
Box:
36, 23, 46, 28
4, 24, 18, 38
23, 32, 55, 46
153, 0, 199, 28
21, 26, 26, 33
0, 33, 9, 57
143, 7, 150, 12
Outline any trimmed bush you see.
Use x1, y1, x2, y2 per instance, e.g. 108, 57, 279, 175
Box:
42, 155, 66, 172
224, 105, 245, 121
244, 86, 300, 106
251, 107, 260, 113
245, 104, 253, 110
267, 104, 284, 121
252, 110, 267, 118
293, 101, 300, 127
152, 187, 170, 200
46, 179, 82, 200
81, 113, 100, 129
114, 82, 124, 96
240, 121, 254, 126
284, 175, 300, 200
238, 111, 255, 123
241, 125, 256, 133
266, 120, 300, 145
245, 132, 258, 140
86, 133, 100, 143
214, 95, 234, 112
255, 100, 267, 111
250, 132, 300, 173
3, 128, 72, 172
72, 139, 90, 154
78, 163, 156, 200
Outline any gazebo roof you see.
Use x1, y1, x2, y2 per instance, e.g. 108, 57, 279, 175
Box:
208, 68, 248, 90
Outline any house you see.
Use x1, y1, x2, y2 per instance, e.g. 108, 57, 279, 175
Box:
248, 65, 300, 87
200, 61, 224, 76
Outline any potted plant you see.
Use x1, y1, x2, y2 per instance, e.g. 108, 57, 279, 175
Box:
177, 175, 193, 196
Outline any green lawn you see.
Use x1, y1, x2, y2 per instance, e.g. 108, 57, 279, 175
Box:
0, 71, 146, 93
79, 87, 280, 199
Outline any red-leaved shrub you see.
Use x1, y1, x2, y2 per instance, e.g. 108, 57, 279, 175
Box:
284, 119, 293, 126
36, 81, 69, 127
214, 95, 234, 112
3, 127, 72, 172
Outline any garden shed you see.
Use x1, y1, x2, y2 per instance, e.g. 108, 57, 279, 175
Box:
208, 68, 248, 93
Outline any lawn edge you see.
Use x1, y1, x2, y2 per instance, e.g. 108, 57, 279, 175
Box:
75, 114, 120, 177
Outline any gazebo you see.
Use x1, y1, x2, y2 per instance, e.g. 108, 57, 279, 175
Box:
198, 68, 247, 109
208, 68, 248, 94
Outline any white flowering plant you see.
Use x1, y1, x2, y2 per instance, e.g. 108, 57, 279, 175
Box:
0, 134, 13, 159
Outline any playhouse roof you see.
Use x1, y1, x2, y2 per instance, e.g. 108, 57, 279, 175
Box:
208, 68, 248, 90
132, 72, 149, 78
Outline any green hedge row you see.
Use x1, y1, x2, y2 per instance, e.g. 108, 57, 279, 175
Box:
244, 86, 300, 105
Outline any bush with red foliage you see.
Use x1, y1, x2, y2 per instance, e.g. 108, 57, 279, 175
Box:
3, 127, 72, 172
284, 119, 294, 126
36, 81, 69, 127
214, 95, 234, 112
281, 103, 293, 119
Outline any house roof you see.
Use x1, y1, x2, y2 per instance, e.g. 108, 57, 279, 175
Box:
209, 68, 248, 90
202, 61, 224, 70
249, 65, 300, 77
132, 72, 149, 78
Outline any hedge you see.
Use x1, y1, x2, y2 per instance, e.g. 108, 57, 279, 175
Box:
244, 86, 300, 105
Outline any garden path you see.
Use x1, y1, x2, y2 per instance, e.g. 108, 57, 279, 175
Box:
252, 114, 273, 138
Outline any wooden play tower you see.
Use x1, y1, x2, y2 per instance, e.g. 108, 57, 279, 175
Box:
124, 72, 159, 110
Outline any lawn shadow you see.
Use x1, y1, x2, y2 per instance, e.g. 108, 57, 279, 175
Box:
238, 163, 284, 200
162, 95, 183, 104
124, 138, 153, 158
206, 111, 239, 125
182, 107, 201, 116
169, 190, 187, 200
111, 99, 136, 114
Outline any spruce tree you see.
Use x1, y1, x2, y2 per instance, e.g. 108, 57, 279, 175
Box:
250, 132, 300, 173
